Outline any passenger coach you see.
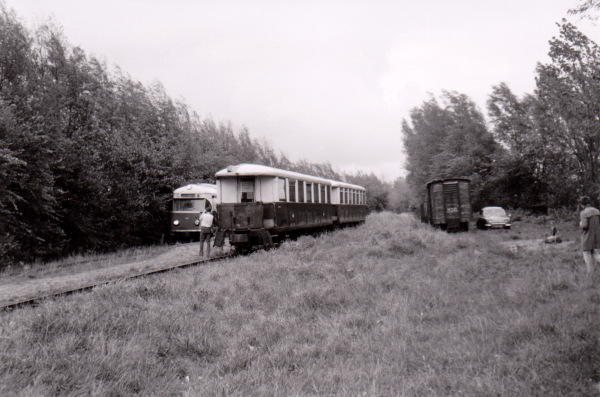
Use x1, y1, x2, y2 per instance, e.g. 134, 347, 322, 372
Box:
214, 164, 367, 251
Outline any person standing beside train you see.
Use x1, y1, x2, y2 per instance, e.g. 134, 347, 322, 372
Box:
579, 195, 600, 283
199, 208, 215, 257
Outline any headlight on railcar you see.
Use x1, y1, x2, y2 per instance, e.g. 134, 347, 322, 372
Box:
194, 220, 200, 226
173, 220, 180, 226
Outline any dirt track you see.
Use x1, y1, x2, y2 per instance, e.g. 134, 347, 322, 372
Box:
0, 244, 204, 308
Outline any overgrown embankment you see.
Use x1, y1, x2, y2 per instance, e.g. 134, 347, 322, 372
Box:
0, 212, 598, 396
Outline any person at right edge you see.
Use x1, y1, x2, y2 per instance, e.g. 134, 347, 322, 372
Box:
579, 195, 600, 283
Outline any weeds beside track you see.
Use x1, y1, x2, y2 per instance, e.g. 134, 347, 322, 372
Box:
0, 247, 235, 310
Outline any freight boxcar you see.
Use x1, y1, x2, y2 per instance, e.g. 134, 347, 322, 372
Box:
421, 178, 471, 232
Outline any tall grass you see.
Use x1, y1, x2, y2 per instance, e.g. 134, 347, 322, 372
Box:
0, 212, 598, 396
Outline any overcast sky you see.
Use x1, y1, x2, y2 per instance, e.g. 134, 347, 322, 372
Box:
4, 0, 596, 181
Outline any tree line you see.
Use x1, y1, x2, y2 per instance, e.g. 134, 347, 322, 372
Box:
402, 18, 600, 214
0, 4, 389, 265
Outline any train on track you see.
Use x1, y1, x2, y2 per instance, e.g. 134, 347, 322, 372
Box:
170, 183, 218, 240
420, 178, 471, 232
213, 164, 368, 252
6, 165, 367, 309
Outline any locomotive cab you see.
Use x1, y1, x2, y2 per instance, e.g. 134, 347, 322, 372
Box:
170, 183, 218, 240
216, 171, 278, 248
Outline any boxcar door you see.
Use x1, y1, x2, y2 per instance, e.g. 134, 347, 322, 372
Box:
442, 181, 461, 229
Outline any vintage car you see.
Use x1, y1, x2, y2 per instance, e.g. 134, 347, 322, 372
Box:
476, 206, 511, 229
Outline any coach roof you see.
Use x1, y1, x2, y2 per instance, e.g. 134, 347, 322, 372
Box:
216, 164, 365, 191
216, 164, 331, 185
329, 180, 366, 191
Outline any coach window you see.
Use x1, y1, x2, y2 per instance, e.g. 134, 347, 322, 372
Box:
298, 181, 305, 202
340, 189, 344, 204
327, 185, 331, 204
320, 184, 326, 204
289, 180, 296, 202
241, 177, 255, 202
306, 183, 313, 203
278, 178, 287, 201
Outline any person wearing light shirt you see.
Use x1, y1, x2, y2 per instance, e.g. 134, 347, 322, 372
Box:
199, 208, 215, 257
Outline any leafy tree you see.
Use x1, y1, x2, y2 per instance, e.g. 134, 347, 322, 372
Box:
402, 91, 501, 209
345, 171, 389, 211
569, 0, 600, 19
486, 21, 600, 209
387, 176, 416, 213
536, 20, 600, 200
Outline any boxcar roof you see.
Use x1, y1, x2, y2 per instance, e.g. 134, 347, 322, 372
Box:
426, 178, 470, 187
173, 183, 217, 195
216, 164, 365, 191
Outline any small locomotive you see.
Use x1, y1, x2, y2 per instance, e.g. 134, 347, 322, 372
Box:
170, 183, 218, 240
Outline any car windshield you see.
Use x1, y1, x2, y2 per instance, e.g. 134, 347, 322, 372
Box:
483, 207, 506, 217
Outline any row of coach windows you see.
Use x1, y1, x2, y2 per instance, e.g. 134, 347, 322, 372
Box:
339, 188, 366, 205
278, 178, 332, 203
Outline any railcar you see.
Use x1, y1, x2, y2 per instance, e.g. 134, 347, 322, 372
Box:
170, 183, 218, 239
421, 178, 471, 232
214, 164, 367, 251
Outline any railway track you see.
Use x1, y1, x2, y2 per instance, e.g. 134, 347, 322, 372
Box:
0, 247, 236, 311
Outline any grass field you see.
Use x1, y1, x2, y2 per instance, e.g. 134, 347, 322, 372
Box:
1, 212, 599, 396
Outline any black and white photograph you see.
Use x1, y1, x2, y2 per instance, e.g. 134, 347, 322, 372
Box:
1, 0, 600, 395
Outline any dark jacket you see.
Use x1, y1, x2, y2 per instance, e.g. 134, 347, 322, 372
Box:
580, 205, 600, 251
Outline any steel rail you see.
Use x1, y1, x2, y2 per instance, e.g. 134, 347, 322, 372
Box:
0, 252, 236, 311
